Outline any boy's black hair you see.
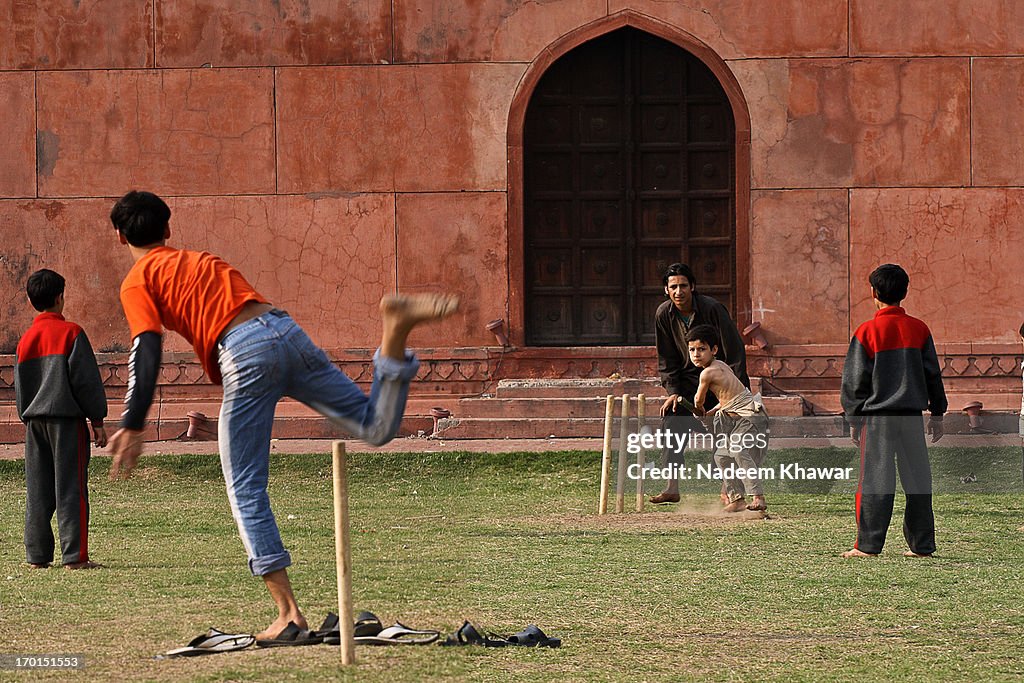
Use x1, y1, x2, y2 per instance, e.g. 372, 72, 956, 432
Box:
1019, 321, 1024, 339
868, 263, 909, 305
110, 190, 171, 247
27, 268, 65, 312
686, 324, 720, 350
663, 262, 697, 289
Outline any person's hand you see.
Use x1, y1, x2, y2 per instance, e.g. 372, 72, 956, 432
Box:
108, 428, 146, 480
92, 424, 108, 448
660, 395, 679, 417
927, 416, 944, 443
850, 423, 862, 446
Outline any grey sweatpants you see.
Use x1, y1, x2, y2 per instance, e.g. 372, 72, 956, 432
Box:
713, 411, 769, 500
24, 417, 91, 565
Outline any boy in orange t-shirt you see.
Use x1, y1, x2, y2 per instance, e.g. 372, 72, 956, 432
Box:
107, 190, 457, 644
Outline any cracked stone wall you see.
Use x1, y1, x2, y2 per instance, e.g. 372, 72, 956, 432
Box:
1, 0, 1023, 362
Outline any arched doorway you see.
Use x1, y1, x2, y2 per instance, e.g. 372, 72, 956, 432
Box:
523, 27, 736, 346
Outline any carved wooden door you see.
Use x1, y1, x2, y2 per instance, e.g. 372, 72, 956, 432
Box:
524, 28, 734, 346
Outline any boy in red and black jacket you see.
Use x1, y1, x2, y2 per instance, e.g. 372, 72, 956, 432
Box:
15, 269, 108, 569
841, 263, 947, 558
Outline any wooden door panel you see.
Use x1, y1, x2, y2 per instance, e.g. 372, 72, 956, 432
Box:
580, 248, 624, 288
579, 152, 624, 193
580, 105, 624, 143
640, 104, 682, 144
526, 105, 572, 145
580, 297, 623, 340
687, 151, 730, 191
639, 152, 683, 192
688, 103, 729, 142
639, 200, 682, 239
529, 200, 573, 240
580, 201, 624, 240
531, 248, 573, 287
527, 152, 573, 192
690, 246, 732, 287
688, 199, 730, 238
530, 297, 574, 341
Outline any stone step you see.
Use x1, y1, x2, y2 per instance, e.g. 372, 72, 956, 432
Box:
494, 378, 661, 399
453, 395, 806, 419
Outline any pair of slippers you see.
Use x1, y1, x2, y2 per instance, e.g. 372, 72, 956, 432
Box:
442, 621, 561, 648
315, 611, 440, 646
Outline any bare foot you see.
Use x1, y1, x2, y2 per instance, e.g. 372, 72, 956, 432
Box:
256, 615, 309, 642
722, 498, 747, 513
841, 548, 878, 558
64, 560, 103, 570
649, 491, 680, 504
28, 562, 50, 569
381, 293, 460, 329
380, 294, 460, 360
903, 550, 932, 558
747, 495, 767, 511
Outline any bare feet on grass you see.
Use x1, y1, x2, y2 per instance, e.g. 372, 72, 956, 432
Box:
256, 613, 309, 641
903, 550, 932, 558
380, 293, 460, 360
722, 498, 747, 513
841, 548, 878, 558
28, 562, 50, 569
64, 560, 103, 570
649, 491, 680, 504
747, 495, 767, 511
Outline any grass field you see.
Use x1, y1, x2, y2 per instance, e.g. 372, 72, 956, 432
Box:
2, 446, 1024, 681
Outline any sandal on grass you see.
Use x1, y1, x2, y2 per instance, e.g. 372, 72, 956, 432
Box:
441, 620, 508, 647
507, 624, 561, 648
355, 622, 440, 646
324, 610, 382, 645
255, 621, 323, 648
163, 628, 255, 657
312, 612, 339, 640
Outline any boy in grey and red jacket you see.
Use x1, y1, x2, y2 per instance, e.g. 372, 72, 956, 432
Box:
841, 263, 947, 559
15, 269, 108, 569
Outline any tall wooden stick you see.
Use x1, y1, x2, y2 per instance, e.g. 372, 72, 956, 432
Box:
598, 395, 614, 515
636, 394, 646, 512
332, 441, 356, 665
615, 393, 629, 513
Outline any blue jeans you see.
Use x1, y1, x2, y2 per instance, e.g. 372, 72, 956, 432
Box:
216, 309, 419, 575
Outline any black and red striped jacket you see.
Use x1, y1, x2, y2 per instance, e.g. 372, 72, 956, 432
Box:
15, 313, 107, 424
841, 306, 947, 419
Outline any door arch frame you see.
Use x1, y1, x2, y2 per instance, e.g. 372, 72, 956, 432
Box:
507, 10, 752, 347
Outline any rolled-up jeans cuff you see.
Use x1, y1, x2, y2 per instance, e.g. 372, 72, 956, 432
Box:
372, 348, 420, 380
249, 550, 292, 576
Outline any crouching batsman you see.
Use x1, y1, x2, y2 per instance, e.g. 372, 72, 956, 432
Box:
840, 264, 946, 559
106, 190, 458, 641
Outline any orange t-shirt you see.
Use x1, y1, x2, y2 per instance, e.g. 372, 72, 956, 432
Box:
119, 246, 269, 385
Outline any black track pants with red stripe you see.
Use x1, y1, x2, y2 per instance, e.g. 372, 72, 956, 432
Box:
24, 417, 90, 565
854, 415, 935, 555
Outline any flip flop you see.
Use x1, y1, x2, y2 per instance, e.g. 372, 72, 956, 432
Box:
507, 624, 561, 648
255, 621, 323, 648
163, 628, 255, 657
312, 612, 339, 640
441, 620, 508, 647
323, 610, 382, 645
355, 621, 440, 646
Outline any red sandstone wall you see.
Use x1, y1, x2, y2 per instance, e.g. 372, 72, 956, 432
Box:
1, 0, 1022, 364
